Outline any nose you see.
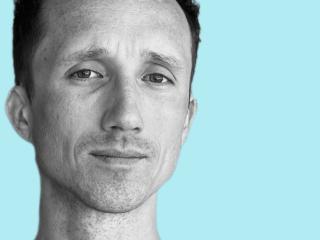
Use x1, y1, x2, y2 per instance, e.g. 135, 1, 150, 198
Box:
101, 84, 143, 133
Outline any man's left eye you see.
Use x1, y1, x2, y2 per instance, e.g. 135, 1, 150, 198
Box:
141, 73, 173, 85
70, 69, 103, 79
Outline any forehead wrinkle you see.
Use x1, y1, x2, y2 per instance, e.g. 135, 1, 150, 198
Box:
43, 0, 189, 35
37, 0, 192, 72
59, 47, 110, 65
57, 44, 184, 70
141, 50, 183, 70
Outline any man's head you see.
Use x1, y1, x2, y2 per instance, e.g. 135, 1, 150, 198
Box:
7, 0, 200, 213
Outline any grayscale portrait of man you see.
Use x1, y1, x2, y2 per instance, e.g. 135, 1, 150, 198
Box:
5, 0, 201, 239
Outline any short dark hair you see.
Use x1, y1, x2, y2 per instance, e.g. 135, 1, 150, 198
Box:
176, 0, 201, 86
13, 0, 45, 99
13, 0, 201, 99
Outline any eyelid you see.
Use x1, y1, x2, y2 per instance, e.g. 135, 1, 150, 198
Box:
69, 69, 103, 79
149, 62, 177, 82
141, 73, 174, 86
64, 60, 107, 78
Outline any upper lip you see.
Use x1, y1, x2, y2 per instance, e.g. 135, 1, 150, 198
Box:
90, 149, 148, 159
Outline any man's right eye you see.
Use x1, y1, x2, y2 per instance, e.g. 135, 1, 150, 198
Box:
70, 69, 103, 80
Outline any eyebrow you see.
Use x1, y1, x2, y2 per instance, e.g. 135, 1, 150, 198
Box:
61, 47, 109, 63
60, 47, 183, 69
141, 50, 183, 70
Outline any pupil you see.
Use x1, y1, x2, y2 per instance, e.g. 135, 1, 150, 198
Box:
152, 74, 163, 82
78, 70, 90, 78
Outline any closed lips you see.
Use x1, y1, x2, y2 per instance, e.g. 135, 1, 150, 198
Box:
90, 150, 147, 159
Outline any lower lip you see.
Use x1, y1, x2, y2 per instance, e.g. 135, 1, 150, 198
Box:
91, 155, 145, 167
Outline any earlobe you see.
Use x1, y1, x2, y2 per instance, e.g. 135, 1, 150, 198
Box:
181, 97, 197, 145
6, 86, 33, 143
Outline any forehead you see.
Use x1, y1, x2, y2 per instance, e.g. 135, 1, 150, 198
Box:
36, 0, 192, 67
44, 0, 188, 30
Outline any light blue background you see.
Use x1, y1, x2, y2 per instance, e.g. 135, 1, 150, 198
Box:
1, 0, 319, 239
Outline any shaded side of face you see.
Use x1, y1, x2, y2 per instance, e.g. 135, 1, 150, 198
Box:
30, 0, 194, 212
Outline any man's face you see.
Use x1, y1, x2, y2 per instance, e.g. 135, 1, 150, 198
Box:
30, 0, 194, 212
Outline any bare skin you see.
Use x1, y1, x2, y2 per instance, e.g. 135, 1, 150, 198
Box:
36, 177, 159, 240
6, 0, 196, 239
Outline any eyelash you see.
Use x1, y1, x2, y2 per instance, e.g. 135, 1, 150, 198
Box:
69, 69, 103, 80
141, 73, 174, 85
69, 69, 174, 85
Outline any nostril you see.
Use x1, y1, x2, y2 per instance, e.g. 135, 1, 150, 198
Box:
132, 126, 142, 133
107, 123, 142, 133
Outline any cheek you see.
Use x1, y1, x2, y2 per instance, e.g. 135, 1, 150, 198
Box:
32, 88, 97, 142
31, 91, 87, 177
146, 95, 187, 147
143, 94, 188, 187
33, 92, 70, 144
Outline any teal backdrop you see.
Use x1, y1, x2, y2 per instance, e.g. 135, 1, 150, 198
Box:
1, 0, 319, 239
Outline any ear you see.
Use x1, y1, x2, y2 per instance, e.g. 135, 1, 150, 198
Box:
181, 97, 197, 144
6, 86, 33, 143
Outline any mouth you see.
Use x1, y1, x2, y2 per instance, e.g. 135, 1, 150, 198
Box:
89, 149, 147, 166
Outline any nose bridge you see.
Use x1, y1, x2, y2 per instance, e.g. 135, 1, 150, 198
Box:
116, 81, 138, 114
101, 76, 143, 132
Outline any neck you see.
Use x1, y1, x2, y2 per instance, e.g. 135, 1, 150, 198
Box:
36, 177, 159, 240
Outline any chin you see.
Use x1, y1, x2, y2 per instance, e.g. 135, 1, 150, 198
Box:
70, 179, 156, 213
